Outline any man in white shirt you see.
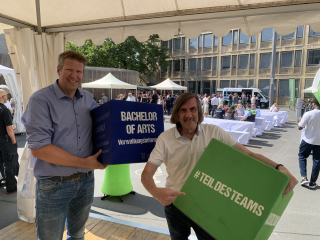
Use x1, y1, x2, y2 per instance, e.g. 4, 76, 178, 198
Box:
126, 93, 135, 102
218, 94, 224, 106
141, 92, 297, 240
211, 94, 219, 117
298, 98, 320, 188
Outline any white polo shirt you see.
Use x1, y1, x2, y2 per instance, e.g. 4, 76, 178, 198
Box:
148, 124, 238, 191
299, 109, 320, 145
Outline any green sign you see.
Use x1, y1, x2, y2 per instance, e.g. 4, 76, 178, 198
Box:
174, 138, 293, 240
289, 79, 295, 105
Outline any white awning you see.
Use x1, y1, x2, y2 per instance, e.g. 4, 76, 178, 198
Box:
302, 87, 312, 93
1, 1, 320, 45
81, 73, 137, 90
153, 78, 187, 90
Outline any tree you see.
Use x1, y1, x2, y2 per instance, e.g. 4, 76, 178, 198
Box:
66, 35, 169, 84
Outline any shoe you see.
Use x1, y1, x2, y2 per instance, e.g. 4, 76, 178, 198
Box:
309, 182, 318, 189
7, 187, 17, 194
300, 177, 309, 186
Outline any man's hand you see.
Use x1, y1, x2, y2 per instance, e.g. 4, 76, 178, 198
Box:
153, 187, 185, 206
278, 166, 298, 196
86, 150, 106, 170
12, 139, 16, 145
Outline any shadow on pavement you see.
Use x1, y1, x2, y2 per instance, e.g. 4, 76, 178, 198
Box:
246, 139, 274, 148
91, 192, 166, 218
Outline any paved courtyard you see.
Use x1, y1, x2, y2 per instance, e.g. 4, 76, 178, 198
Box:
0, 107, 319, 239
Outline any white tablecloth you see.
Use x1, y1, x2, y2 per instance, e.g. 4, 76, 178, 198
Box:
225, 130, 250, 145
232, 116, 264, 135
260, 110, 288, 124
260, 112, 282, 127
202, 118, 255, 139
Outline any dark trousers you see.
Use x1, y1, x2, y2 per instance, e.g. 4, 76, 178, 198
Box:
211, 105, 218, 117
165, 204, 216, 240
298, 140, 320, 183
167, 105, 172, 116
0, 151, 19, 191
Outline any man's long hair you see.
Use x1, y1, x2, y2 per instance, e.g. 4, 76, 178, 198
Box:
170, 92, 203, 127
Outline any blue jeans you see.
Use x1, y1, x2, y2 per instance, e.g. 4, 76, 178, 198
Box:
298, 140, 320, 183
36, 173, 94, 240
211, 105, 217, 117
165, 204, 216, 240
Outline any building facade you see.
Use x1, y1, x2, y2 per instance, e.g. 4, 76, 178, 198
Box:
160, 25, 320, 105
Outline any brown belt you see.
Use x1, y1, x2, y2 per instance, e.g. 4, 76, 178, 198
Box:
47, 171, 93, 182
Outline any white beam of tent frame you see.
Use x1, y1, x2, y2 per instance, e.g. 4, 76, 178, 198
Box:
1, 2, 320, 34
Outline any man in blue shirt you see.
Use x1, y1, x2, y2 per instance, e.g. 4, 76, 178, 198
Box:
251, 103, 261, 117
22, 51, 106, 240
240, 104, 256, 122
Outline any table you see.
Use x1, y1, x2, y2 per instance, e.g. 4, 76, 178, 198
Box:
260, 112, 282, 127
202, 118, 255, 139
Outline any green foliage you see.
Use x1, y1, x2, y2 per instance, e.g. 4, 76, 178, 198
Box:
66, 35, 169, 83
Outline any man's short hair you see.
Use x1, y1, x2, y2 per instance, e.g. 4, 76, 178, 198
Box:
0, 85, 10, 93
102, 93, 105, 96
58, 50, 87, 70
170, 92, 203, 126
312, 98, 320, 107
247, 104, 251, 108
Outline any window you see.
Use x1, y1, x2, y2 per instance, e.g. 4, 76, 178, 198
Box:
251, 36, 256, 43
305, 79, 314, 97
212, 80, 217, 93
231, 80, 236, 88
248, 80, 254, 88
297, 26, 303, 38
280, 52, 293, 67
189, 38, 197, 49
204, 34, 213, 48
275, 52, 279, 67
169, 40, 172, 51
250, 54, 255, 69
203, 58, 212, 71
232, 55, 237, 69
260, 53, 271, 68
199, 35, 203, 48
181, 59, 185, 72
307, 49, 320, 65
261, 28, 280, 42
188, 81, 196, 93
282, 32, 295, 40
220, 80, 230, 88
169, 61, 172, 73
238, 55, 249, 69
214, 36, 219, 47
197, 81, 201, 94
258, 79, 277, 97
202, 81, 211, 95
213, 57, 217, 70
278, 79, 299, 98
295, 51, 302, 67
161, 41, 168, 48
239, 30, 250, 44
233, 30, 238, 45
198, 59, 202, 71
222, 31, 232, 46
309, 27, 320, 37
237, 80, 247, 88
174, 38, 181, 51
189, 59, 196, 71
182, 37, 185, 50
173, 60, 180, 72
221, 56, 231, 70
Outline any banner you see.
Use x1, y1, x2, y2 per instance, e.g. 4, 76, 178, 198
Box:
174, 138, 293, 240
289, 79, 295, 105
91, 100, 164, 165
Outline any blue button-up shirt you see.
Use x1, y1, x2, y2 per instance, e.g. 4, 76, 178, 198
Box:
252, 108, 261, 117
21, 80, 99, 179
244, 110, 252, 118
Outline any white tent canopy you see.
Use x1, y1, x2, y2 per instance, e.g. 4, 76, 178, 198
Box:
0, 65, 24, 133
81, 73, 137, 99
302, 87, 312, 93
1, 1, 320, 45
152, 78, 187, 90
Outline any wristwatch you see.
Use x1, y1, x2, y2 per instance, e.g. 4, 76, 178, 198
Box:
275, 164, 283, 170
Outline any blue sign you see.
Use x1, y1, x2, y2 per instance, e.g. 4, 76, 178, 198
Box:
91, 100, 164, 165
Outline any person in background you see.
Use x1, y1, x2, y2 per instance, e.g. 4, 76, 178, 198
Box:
242, 92, 247, 108
157, 95, 165, 112
126, 92, 135, 102
137, 93, 142, 102
270, 103, 279, 112
150, 90, 159, 104
251, 95, 256, 105
223, 104, 228, 114
298, 98, 320, 188
233, 93, 238, 105
131, 93, 136, 102
256, 94, 261, 109
236, 103, 245, 117
251, 103, 261, 117
226, 105, 237, 120
211, 94, 219, 117
202, 94, 209, 118
241, 104, 256, 122
122, 93, 128, 101
165, 95, 173, 116
218, 94, 224, 106
228, 93, 233, 107
100, 93, 108, 103
215, 104, 225, 119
